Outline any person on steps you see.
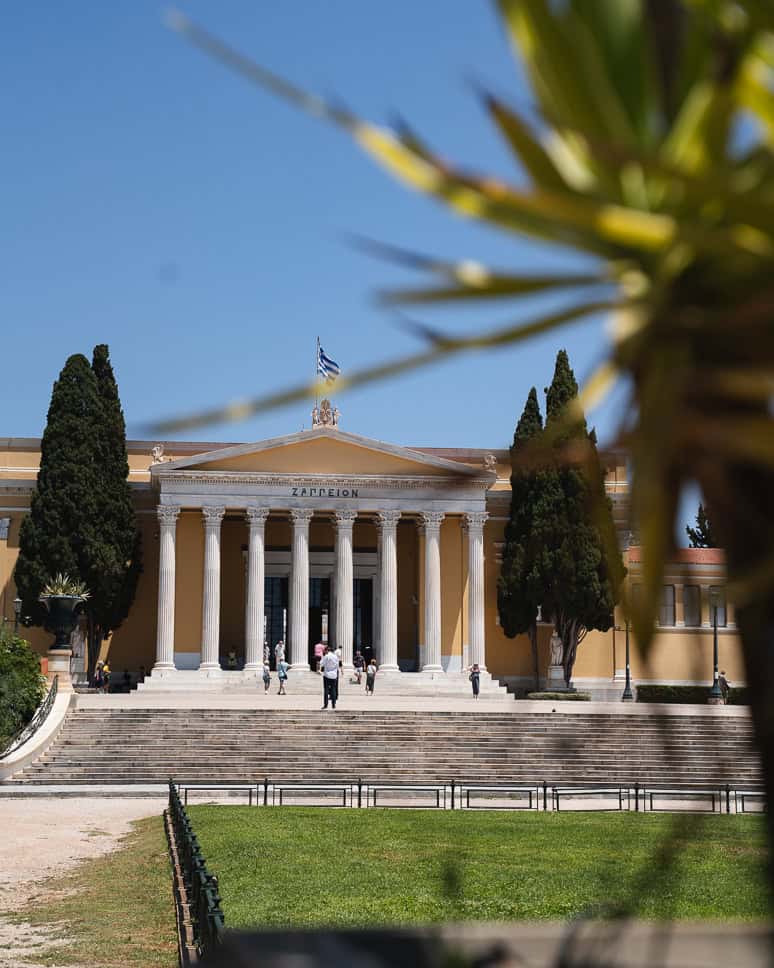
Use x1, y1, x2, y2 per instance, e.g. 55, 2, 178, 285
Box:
365, 660, 377, 696
320, 643, 340, 709
262, 661, 271, 693
277, 658, 289, 695
469, 663, 481, 700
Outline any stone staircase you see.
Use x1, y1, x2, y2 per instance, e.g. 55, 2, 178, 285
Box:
5, 708, 762, 787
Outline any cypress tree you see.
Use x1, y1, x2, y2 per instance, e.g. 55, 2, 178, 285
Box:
686, 503, 717, 548
14, 355, 103, 626
86, 345, 142, 673
541, 350, 625, 686
497, 388, 545, 689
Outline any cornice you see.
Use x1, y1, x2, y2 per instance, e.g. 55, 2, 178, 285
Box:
156, 470, 493, 491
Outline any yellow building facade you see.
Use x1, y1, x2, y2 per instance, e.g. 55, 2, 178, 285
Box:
0, 420, 745, 696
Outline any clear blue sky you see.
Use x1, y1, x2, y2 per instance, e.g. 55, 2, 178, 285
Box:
2, 2, 634, 462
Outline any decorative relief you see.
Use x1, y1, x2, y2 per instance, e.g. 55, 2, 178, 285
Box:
311, 398, 340, 428
245, 506, 270, 526
289, 508, 314, 525
420, 511, 445, 531
150, 444, 166, 464
334, 509, 358, 529
377, 510, 402, 531
157, 471, 494, 491
463, 511, 489, 533
483, 453, 497, 473
201, 505, 226, 526
0, 517, 10, 540
157, 505, 181, 526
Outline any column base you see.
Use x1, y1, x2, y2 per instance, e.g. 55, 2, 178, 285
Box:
198, 663, 222, 678
378, 663, 400, 673
290, 662, 311, 672
243, 663, 261, 675
151, 661, 176, 676
421, 664, 444, 674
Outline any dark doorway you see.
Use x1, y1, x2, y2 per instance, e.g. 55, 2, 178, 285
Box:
309, 577, 331, 668
264, 576, 288, 668
354, 578, 373, 654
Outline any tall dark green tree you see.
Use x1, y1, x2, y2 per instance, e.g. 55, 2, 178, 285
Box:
541, 350, 625, 685
497, 388, 545, 689
14, 355, 103, 626
686, 503, 717, 548
87, 345, 142, 673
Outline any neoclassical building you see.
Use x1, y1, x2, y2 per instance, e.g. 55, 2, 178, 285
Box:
0, 408, 746, 694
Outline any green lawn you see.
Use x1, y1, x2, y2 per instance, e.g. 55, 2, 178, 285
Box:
188, 806, 769, 928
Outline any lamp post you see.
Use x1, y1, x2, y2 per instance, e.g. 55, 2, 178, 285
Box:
622, 619, 634, 701
708, 589, 722, 703
13, 597, 21, 634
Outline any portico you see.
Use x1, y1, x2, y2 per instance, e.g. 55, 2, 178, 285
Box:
144, 426, 497, 693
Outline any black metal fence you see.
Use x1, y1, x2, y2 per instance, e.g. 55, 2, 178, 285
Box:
0, 675, 58, 759
168, 779, 225, 958
174, 777, 766, 815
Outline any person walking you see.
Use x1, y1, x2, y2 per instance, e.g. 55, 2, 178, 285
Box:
262, 661, 271, 694
365, 659, 377, 695
274, 639, 285, 669
469, 663, 481, 700
93, 661, 104, 692
353, 650, 365, 685
719, 669, 730, 704
277, 658, 289, 695
320, 644, 340, 709
313, 640, 325, 673
101, 661, 111, 694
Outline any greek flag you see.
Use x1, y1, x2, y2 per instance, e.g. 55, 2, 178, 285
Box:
317, 345, 341, 385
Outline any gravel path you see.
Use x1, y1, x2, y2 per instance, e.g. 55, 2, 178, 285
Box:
0, 798, 166, 968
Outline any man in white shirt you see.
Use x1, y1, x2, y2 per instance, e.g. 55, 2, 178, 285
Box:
320, 644, 340, 709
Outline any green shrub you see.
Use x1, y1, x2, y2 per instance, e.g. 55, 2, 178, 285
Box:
525, 691, 591, 701
0, 628, 46, 746
636, 684, 749, 705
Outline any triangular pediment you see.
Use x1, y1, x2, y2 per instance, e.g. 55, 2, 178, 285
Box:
154, 429, 483, 479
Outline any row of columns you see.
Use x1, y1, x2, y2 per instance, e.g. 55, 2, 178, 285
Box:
154, 506, 488, 675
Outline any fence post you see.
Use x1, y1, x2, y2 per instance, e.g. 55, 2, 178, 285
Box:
725, 784, 731, 814
263, 777, 268, 807
358, 778, 362, 809
542, 780, 548, 812
451, 780, 455, 810
634, 781, 640, 812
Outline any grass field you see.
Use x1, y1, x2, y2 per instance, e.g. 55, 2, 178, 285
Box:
188, 806, 769, 929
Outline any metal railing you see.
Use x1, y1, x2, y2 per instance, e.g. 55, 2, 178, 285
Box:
173, 777, 765, 815
168, 780, 225, 957
0, 675, 58, 759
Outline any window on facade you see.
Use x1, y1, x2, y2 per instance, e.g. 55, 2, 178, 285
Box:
709, 586, 727, 627
683, 584, 701, 627
658, 585, 676, 626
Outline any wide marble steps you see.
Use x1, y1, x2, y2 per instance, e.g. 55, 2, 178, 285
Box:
6, 709, 761, 787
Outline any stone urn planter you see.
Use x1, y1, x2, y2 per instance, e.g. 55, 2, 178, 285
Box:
39, 594, 84, 650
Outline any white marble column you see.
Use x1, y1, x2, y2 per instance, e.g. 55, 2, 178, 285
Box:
465, 511, 488, 671
377, 510, 401, 672
244, 507, 269, 673
199, 506, 226, 673
154, 505, 180, 673
421, 511, 445, 673
334, 510, 357, 672
289, 508, 313, 670
373, 524, 382, 660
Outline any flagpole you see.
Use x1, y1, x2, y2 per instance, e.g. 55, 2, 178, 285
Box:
315, 335, 320, 414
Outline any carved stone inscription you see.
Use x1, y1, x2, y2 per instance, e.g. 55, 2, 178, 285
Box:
291, 486, 359, 498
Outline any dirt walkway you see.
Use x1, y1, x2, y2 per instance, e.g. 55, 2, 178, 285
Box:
0, 797, 165, 968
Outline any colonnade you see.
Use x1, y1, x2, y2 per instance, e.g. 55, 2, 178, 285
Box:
153, 506, 488, 676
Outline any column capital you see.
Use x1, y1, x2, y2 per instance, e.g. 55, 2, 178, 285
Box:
157, 505, 180, 527
334, 509, 358, 531
245, 506, 270, 527
202, 505, 226, 527
376, 510, 401, 532
463, 511, 489, 533
289, 508, 314, 526
420, 510, 445, 533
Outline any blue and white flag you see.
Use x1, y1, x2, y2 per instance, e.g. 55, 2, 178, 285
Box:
317, 345, 341, 385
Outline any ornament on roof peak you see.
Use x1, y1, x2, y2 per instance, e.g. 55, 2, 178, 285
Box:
311, 398, 340, 429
